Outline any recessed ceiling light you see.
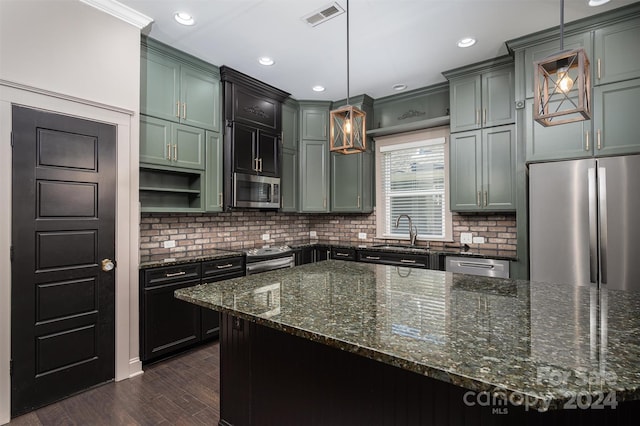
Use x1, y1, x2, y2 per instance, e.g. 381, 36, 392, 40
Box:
457, 37, 476, 48
258, 57, 275, 66
174, 12, 195, 26
392, 84, 407, 91
588, 0, 610, 6
312, 85, 325, 92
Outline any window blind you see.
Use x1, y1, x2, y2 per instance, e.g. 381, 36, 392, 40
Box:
381, 137, 446, 239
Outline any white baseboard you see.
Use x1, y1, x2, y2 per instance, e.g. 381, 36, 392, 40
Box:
127, 357, 144, 379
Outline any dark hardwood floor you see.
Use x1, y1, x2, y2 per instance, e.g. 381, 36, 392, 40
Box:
8, 342, 220, 425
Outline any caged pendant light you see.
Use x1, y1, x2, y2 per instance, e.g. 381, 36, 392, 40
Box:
330, 0, 367, 154
533, 0, 591, 127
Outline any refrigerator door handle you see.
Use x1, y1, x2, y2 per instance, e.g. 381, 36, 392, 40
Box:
598, 167, 608, 284
588, 168, 598, 285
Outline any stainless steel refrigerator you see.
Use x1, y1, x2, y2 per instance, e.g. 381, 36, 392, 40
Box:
529, 155, 640, 291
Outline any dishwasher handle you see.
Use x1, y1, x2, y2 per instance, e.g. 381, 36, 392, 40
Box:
445, 256, 510, 279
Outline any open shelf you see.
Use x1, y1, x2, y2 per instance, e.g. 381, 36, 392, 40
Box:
140, 167, 204, 212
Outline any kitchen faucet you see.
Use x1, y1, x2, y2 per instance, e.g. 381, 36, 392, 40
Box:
395, 214, 417, 246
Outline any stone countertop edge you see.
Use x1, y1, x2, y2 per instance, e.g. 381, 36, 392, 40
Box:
175, 288, 555, 411
174, 261, 640, 412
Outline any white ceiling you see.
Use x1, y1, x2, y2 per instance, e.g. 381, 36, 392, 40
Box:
118, 0, 639, 100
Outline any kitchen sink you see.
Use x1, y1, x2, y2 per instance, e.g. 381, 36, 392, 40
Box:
370, 244, 429, 253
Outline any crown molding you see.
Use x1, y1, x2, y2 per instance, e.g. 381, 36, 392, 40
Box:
80, 0, 153, 30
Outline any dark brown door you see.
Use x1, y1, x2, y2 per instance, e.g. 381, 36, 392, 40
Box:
11, 106, 116, 416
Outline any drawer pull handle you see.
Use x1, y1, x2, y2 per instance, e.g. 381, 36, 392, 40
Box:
216, 263, 234, 269
166, 271, 186, 278
400, 259, 416, 264
335, 253, 349, 257
366, 256, 380, 260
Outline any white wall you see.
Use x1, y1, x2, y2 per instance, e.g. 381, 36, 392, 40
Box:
0, 1, 144, 422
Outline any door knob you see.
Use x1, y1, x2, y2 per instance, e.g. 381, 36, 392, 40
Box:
101, 258, 116, 272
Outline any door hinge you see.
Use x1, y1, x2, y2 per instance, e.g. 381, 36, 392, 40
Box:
10, 359, 13, 376
10, 245, 14, 262
10, 131, 14, 147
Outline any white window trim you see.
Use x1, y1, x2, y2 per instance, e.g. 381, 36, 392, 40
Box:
374, 126, 453, 242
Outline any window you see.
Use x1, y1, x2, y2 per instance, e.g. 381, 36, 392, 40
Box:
375, 128, 452, 241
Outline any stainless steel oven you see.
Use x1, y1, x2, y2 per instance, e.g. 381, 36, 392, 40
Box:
245, 246, 295, 275
233, 173, 281, 209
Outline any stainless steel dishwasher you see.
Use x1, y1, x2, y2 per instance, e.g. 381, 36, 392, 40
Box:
445, 256, 510, 279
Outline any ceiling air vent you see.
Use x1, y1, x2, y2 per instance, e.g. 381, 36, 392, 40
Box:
303, 2, 345, 27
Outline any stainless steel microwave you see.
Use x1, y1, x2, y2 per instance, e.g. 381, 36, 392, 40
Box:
233, 173, 281, 209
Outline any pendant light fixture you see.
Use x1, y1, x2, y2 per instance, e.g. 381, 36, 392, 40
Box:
330, 0, 366, 154
533, 0, 591, 126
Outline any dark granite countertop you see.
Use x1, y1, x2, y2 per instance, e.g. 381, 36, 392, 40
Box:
139, 248, 244, 269
176, 260, 640, 411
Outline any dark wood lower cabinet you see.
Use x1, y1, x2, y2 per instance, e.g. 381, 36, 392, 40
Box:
140, 256, 245, 363
219, 313, 638, 426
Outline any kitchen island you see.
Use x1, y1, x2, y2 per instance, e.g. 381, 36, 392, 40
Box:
175, 260, 640, 425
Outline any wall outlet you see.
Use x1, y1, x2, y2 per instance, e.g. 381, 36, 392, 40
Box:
472, 236, 485, 244
163, 240, 176, 249
309, 230, 317, 238
262, 233, 270, 241
358, 232, 367, 239
460, 232, 473, 244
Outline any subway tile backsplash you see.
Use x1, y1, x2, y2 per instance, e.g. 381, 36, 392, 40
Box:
139, 209, 517, 258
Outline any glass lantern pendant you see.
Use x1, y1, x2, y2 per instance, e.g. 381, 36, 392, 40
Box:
533, 48, 591, 126
330, 104, 366, 154
533, 0, 591, 127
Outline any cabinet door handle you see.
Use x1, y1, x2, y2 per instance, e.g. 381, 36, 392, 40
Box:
597, 129, 602, 150
173, 144, 178, 161
477, 191, 481, 207
216, 263, 233, 269
258, 158, 263, 172
176, 102, 180, 118
166, 271, 186, 278
476, 110, 480, 125
182, 102, 187, 120
254, 158, 259, 171
400, 259, 416, 264
585, 131, 590, 151
218, 192, 223, 207
357, 195, 361, 208
483, 108, 487, 126
597, 58, 601, 80
323, 125, 327, 137
323, 197, 326, 208
166, 144, 172, 160
484, 191, 488, 207
365, 256, 381, 260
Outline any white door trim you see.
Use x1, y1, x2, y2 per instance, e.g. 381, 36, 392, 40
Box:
0, 81, 141, 423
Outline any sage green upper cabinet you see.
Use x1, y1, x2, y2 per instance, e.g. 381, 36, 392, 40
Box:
525, 99, 591, 162
140, 116, 205, 170
205, 131, 223, 212
450, 75, 481, 132
141, 39, 220, 132
446, 57, 515, 133
450, 125, 515, 212
594, 19, 640, 86
330, 151, 373, 213
300, 140, 329, 212
180, 64, 220, 131
301, 108, 328, 140
592, 79, 640, 156
298, 101, 331, 212
281, 100, 298, 212
522, 32, 592, 99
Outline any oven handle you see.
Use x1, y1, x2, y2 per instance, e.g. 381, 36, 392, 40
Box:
246, 255, 295, 275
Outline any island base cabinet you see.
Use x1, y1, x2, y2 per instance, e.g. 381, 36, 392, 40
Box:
218, 313, 637, 426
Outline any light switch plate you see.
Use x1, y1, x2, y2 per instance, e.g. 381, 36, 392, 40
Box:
460, 232, 473, 244
358, 232, 367, 239
163, 240, 176, 249
472, 236, 485, 244
262, 234, 270, 241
